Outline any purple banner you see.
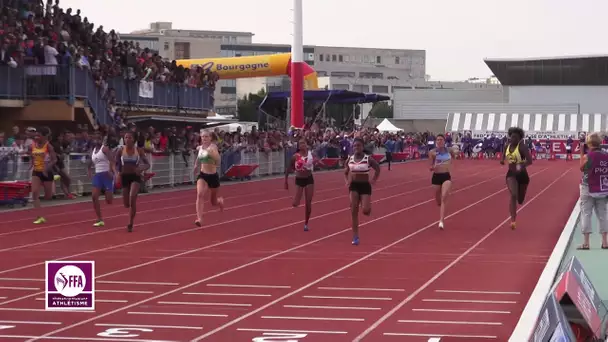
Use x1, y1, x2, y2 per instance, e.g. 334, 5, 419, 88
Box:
45, 261, 95, 311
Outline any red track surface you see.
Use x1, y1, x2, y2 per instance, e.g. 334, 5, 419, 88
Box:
0, 160, 579, 342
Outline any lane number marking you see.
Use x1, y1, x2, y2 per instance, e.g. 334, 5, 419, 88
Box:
252, 332, 308, 342
97, 327, 154, 338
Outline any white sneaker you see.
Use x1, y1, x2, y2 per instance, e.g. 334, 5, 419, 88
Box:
438, 221, 444, 230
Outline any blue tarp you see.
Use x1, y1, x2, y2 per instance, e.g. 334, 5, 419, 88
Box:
263, 90, 390, 104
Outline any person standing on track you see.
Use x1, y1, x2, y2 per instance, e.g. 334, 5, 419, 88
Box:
193, 131, 224, 227
88, 134, 115, 227
115, 132, 150, 232
285, 138, 316, 231
344, 138, 380, 246
577, 132, 608, 250
30, 127, 56, 224
500, 127, 533, 230
429, 134, 455, 230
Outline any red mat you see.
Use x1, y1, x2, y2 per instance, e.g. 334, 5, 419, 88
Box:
0, 160, 579, 341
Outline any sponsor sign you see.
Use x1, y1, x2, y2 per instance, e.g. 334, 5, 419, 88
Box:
470, 131, 574, 140
45, 261, 95, 311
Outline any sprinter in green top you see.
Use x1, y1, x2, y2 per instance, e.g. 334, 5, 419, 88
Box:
192, 131, 224, 226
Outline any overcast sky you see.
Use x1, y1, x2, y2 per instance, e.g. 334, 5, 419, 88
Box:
59, 0, 605, 81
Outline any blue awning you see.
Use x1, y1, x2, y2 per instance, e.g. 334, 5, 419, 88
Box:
263, 90, 390, 104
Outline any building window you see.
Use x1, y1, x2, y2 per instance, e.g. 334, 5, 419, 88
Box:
331, 71, 356, 77
319, 54, 324, 61
363, 55, 369, 63
221, 86, 237, 94
344, 55, 350, 62
333, 84, 350, 90
332, 54, 337, 62
395, 56, 400, 64
372, 85, 389, 93
164, 42, 169, 51
174, 42, 191, 59
325, 54, 330, 62
359, 72, 383, 79
376, 56, 382, 64
353, 84, 369, 92
317, 71, 328, 76
338, 55, 343, 62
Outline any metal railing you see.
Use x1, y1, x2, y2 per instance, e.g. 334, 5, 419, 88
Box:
0, 146, 425, 197
0, 65, 214, 125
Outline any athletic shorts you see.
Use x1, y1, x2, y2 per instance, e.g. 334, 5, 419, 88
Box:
506, 168, 530, 185
295, 175, 314, 187
32, 170, 54, 183
349, 181, 372, 195
198, 172, 220, 189
432, 172, 451, 186
121, 173, 142, 189
92, 172, 114, 191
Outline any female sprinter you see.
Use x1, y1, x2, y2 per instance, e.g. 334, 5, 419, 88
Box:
285, 138, 316, 231
344, 138, 380, 245
193, 131, 224, 227
31, 127, 56, 224
115, 132, 150, 232
500, 127, 533, 229
88, 134, 115, 227
429, 134, 456, 230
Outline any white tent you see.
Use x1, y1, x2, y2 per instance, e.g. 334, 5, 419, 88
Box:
375, 118, 401, 132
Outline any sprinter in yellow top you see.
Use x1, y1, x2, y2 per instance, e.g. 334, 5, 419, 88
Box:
30, 127, 57, 224
500, 127, 533, 230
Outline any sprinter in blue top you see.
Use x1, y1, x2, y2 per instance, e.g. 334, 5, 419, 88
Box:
429, 134, 456, 230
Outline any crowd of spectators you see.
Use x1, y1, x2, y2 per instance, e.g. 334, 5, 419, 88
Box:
1, 0, 219, 128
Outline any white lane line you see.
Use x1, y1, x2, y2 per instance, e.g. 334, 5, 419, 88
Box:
97, 281, 178, 286
412, 308, 511, 314
0, 336, 177, 342
0, 297, 6, 300
303, 295, 391, 301
318, 287, 405, 292
384, 332, 496, 339
398, 319, 502, 325
0, 321, 61, 325
0, 278, 43, 282
284, 305, 381, 311
207, 284, 290, 289
423, 299, 517, 304
435, 290, 520, 295
0, 287, 40, 291
352, 169, 569, 342
128, 311, 227, 317
261, 316, 364, 322
35, 298, 128, 303
95, 323, 203, 330
183, 292, 270, 297
0, 308, 95, 313
158, 301, 251, 307
237, 328, 347, 334
95, 290, 153, 294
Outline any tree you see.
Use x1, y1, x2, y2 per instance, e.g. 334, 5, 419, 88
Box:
237, 88, 266, 122
370, 102, 393, 118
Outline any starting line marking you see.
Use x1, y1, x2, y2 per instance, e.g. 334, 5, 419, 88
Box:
207, 284, 290, 289
0, 336, 177, 342
0, 287, 40, 291
434, 290, 520, 295
284, 304, 381, 311
384, 332, 496, 339
95, 323, 203, 330
398, 319, 502, 325
0, 297, 6, 300
128, 311, 228, 317
0, 278, 43, 282
35, 298, 128, 303
237, 328, 347, 335
412, 308, 511, 314
0, 308, 95, 313
183, 292, 271, 297
317, 286, 405, 292
0, 321, 61, 325
158, 301, 252, 307
422, 299, 517, 304
303, 295, 392, 301
96, 290, 153, 294
261, 315, 364, 322
97, 281, 179, 286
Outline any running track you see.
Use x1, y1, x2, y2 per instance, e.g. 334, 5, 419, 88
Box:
0, 160, 580, 341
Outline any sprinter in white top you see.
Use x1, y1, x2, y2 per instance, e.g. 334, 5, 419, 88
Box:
344, 138, 380, 246
88, 132, 115, 227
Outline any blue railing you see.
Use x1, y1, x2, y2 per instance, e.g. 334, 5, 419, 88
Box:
0, 65, 214, 125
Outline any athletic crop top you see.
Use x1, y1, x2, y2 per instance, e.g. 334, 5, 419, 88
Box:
294, 151, 314, 171
197, 145, 215, 164
348, 154, 370, 173
31, 142, 50, 172
505, 142, 524, 164
121, 147, 140, 166
434, 148, 451, 166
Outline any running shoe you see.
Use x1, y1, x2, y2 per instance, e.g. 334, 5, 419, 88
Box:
127, 224, 133, 232
33, 217, 46, 224
304, 224, 309, 232
93, 220, 105, 227
352, 236, 360, 246
511, 221, 516, 230
438, 221, 444, 230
